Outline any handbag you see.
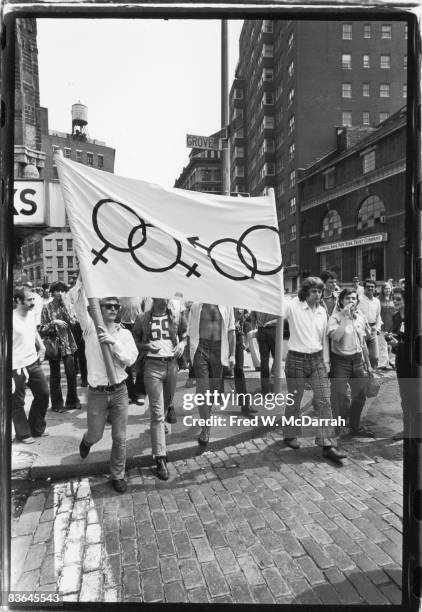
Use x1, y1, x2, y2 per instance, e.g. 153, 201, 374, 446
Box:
44, 337, 60, 360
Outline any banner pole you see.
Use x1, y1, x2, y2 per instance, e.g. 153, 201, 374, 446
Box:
88, 298, 118, 385
274, 317, 284, 395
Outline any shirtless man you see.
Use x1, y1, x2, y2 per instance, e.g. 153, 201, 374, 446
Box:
187, 303, 235, 444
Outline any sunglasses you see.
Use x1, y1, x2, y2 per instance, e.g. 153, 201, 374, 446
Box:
102, 303, 120, 311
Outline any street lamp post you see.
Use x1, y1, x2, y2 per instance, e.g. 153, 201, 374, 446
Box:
221, 20, 230, 196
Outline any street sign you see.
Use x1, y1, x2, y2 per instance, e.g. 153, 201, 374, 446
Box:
186, 134, 221, 150
13, 180, 45, 225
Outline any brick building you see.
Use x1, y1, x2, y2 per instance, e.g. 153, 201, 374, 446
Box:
229, 19, 407, 291
298, 107, 406, 283
174, 148, 222, 192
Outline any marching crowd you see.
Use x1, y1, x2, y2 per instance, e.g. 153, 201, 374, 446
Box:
12, 270, 408, 493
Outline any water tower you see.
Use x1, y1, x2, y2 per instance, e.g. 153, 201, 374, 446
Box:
71, 102, 88, 141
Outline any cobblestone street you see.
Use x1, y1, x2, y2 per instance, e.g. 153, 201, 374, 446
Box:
11, 431, 403, 604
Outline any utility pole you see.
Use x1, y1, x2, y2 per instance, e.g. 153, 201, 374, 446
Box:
221, 20, 230, 196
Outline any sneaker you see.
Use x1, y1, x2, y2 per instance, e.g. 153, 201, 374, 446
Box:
32, 431, 49, 438
16, 436, 35, 444
166, 405, 177, 424
79, 438, 90, 459
155, 457, 169, 481
111, 479, 127, 493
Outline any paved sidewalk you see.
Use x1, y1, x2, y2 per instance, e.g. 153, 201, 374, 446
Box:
10, 431, 403, 604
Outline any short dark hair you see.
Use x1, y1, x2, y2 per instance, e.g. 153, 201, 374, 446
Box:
393, 288, 405, 300
298, 276, 324, 301
13, 286, 31, 303
50, 281, 68, 293
363, 278, 376, 288
42, 283, 50, 290
99, 297, 120, 306
337, 287, 357, 310
320, 270, 337, 283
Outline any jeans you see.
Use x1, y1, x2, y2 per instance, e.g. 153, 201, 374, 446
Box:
284, 351, 335, 446
71, 322, 88, 383
49, 354, 79, 410
366, 330, 379, 369
193, 339, 223, 419
144, 358, 178, 456
12, 360, 49, 439
234, 333, 248, 406
83, 383, 128, 479
330, 352, 367, 431
257, 326, 276, 394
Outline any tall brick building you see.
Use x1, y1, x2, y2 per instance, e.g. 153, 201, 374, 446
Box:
229, 19, 407, 291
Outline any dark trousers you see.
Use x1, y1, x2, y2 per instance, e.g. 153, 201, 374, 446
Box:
396, 352, 412, 435
12, 360, 49, 439
257, 326, 276, 394
234, 333, 248, 406
71, 322, 88, 383
330, 352, 367, 431
193, 339, 222, 418
49, 354, 79, 410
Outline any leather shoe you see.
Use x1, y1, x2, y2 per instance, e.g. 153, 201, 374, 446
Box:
198, 426, 210, 445
111, 479, 127, 493
155, 456, 169, 480
284, 437, 300, 449
166, 405, 177, 424
322, 446, 347, 462
79, 438, 90, 459
350, 426, 375, 438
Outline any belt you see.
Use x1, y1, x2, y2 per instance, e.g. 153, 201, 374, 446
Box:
89, 381, 125, 392
288, 350, 322, 358
146, 356, 175, 362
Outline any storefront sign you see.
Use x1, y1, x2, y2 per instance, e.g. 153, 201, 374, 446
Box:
315, 233, 387, 253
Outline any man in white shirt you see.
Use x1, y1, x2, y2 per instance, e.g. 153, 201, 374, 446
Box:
352, 276, 365, 297
187, 303, 235, 445
283, 277, 347, 464
74, 281, 138, 493
357, 279, 382, 369
12, 287, 49, 443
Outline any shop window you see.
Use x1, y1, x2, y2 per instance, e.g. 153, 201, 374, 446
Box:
322, 210, 342, 241
357, 195, 386, 230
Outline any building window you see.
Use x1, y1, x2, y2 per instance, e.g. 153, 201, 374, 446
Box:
342, 83, 352, 98
341, 54, 352, 69
288, 60, 294, 77
290, 251, 297, 266
67, 256, 73, 268
263, 44, 274, 58
362, 150, 376, 173
342, 24, 352, 39
234, 146, 244, 158
57, 256, 63, 268
362, 112, 370, 125
289, 196, 296, 214
264, 163, 275, 176
381, 24, 392, 39
362, 83, 370, 97
288, 143, 295, 161
45, 256, 53, 267
379, 112, 390, 123
262, 20, 273, 33
288, 31, 294, 50
357, 195, 386, 230
380, 83, 390, 97
235, 166, 245, 178
276, 181, 285, 197
289, 170, 295, 188
263, 116, 275, 129
263, 92, 274, 105
76, 150, 82, 163
264, 138, 275, 153
288, 115, 295, 134
323, 168, 335, 190
64, 148, 71, 158
56, 239, 63, 251
380, 55, 391, 69
280, 230, 285, 244
234, 88, 244, 99
322, 210, 342, 240
342, 111, 352, 127
363, 54, 370, 68
87, 152, 94, 166
289, 224, 297, 241
58, 271, 64, 281
288, 88, 295, 105
280, 206, 286, 220
97, 154, 104, 168
403, 84, 407, 98
45, 239, 52, 251
66, 239, 73, 251
263, 68, 274, 81
363, 23, 371, 38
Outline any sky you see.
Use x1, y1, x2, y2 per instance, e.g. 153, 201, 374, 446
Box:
37, 19, 243, 187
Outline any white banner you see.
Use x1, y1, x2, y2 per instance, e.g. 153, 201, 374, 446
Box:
56, 155, 283, 314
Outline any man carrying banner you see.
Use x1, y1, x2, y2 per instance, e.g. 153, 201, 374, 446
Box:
282, 277, 347, 464
133, 298, 188, 480
74, 281, 138, 493
188, 303, 235, 445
